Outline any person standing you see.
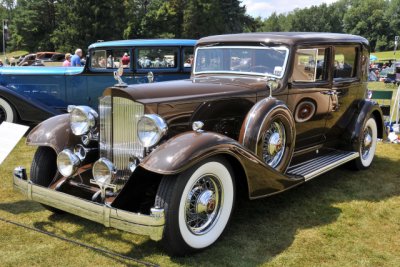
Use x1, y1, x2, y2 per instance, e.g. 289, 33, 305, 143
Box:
121, 52, 130, 66
63, 53, 72, 67
71, 49, 83, 67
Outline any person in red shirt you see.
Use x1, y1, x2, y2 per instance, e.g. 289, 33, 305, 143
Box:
121, 53, 130, 67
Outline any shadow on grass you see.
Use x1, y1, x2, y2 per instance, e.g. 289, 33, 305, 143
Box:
0, 154, 398, 266
0, 200, 44, 214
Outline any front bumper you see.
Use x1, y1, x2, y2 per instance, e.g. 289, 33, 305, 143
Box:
13, 167, 164, 241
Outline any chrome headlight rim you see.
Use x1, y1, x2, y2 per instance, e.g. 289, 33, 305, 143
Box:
69, 105, 98, 136
56, 149, 80, 177
92, 157, 116, 186
137, 114, 168, 148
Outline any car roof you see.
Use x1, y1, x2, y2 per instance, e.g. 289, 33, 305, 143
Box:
88, 39, 197, 49
197, 32, 369, 46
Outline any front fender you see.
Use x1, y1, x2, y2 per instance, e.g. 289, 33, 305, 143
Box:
26, 114, 80, 153
140, 131, 303, 199
0, 85, 61, 122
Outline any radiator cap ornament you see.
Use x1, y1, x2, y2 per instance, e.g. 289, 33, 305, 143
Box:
114, 65, 127, 87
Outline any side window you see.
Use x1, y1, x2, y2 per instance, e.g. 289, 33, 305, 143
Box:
107, 49, 131, 69
293, 48, 327, 82
183, 47, 194, 68
137, 47, 178, 69
334, 46, 357, 79
90, 50, 107, 69
90, 49, 130, 69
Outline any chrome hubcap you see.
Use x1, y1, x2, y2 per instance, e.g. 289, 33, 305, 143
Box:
185, 175, 222, 235
361, 126, 373, 160
263, 121, 286, 168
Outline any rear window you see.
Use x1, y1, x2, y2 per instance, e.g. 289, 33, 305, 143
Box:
334, 46, 358, 79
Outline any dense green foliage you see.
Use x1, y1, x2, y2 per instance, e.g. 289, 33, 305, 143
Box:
0, 0, 399, 53
260, 0, 400, 52
0, 0, 251, 52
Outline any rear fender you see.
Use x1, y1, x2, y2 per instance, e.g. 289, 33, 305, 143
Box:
139, 131, 303, 199
0, 85, 60, 122
26, 114, 80, 154
344, 100, 386, 150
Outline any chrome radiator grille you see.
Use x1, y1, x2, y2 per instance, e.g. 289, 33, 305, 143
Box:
99, 96, 144, 180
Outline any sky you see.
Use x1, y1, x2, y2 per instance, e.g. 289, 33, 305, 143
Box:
242, 0, 339, 18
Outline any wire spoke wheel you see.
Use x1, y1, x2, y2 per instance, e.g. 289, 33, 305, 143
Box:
184, 174, 222, 235
361, 125, 373, 160
262, 121, 286, 168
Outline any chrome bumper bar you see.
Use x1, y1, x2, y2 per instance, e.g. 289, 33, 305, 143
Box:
12, 167, 164, 241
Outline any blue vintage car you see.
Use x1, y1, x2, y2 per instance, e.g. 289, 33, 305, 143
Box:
0, 39, 196, 124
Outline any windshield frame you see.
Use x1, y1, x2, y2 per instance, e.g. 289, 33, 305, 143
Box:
193, 45, 290, 79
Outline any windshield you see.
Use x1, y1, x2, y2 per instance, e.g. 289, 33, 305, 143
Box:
194, 46, 289, 78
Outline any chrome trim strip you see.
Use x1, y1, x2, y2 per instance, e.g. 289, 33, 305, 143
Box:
13, 175, 164, 241
99, 96, 112, 159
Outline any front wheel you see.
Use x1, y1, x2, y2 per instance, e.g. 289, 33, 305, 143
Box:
155, 157, 235, 256
30, 146, 64, 213
352, 117, 378, 170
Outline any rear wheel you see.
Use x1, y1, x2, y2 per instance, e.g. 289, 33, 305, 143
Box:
0, 97, 16, 124
155, 157, 235, 256
352, 117, 378, 170
30, 146, 64, 213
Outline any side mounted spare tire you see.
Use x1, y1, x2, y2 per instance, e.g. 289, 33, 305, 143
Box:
0, 96, 16, 123
239, 98, 296, 173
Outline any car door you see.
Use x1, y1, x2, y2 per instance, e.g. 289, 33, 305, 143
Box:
324, 45, 362, 139
287, 46, 332, 149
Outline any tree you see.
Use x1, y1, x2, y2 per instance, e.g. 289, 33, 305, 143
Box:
51, 0, 126, 52
10, 0, 57, 51
343, 0, 389, 51
182, 0, 251, 39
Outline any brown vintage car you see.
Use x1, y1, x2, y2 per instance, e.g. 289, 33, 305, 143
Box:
13, 33, 385, 255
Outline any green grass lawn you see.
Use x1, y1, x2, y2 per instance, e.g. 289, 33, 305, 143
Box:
1, 140, 399, 267
0, 83, 399, 266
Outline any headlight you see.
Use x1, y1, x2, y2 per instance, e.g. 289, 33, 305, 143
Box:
92, 158, 116, 185
137, 114, 168, 148
57, 149, 80, 177
68, 105, 98, 136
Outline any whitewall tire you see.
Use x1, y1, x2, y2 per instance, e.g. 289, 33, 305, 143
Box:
353, 117, 378, 170
0, 97, 16, 123
155, 157, 235, 255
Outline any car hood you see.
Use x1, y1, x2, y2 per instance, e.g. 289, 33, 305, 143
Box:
107, 76, 268, 104
0, 66, 84, 76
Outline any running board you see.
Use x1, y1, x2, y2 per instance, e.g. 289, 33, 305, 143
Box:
286, 150, 359, 181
